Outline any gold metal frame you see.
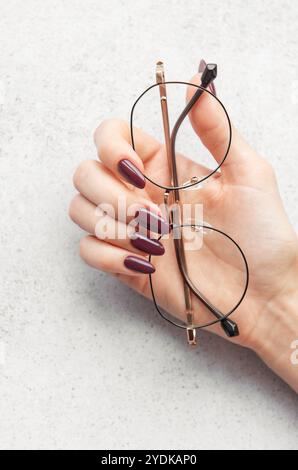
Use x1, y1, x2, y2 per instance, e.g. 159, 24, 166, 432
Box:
156, 61, 196, 345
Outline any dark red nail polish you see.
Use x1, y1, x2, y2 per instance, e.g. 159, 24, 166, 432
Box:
135, 208, 169, 235
124, 255, 155, 274
198, 59, 217, 96
130, 232, 165, 256
198, 59, 207, 73
118, 159, 145, 189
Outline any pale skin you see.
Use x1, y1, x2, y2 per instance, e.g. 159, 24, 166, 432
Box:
69, 72, 298, 393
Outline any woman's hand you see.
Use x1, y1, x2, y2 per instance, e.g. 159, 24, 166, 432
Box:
69, 72, 298, 392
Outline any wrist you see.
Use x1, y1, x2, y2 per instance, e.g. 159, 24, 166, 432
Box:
250, 265, 298, 392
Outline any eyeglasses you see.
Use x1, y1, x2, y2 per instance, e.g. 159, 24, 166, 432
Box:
130, 62, 249, 345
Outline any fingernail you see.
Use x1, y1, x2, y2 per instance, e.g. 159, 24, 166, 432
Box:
198, 59, 207, 73
124, 255, 155, 274
198, 59, 217, 96
118, 159, 145, 189
130, 232, 165, 256
135, 208, 170, 235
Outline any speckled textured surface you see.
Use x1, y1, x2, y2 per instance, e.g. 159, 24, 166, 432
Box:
0, 0, 298, 450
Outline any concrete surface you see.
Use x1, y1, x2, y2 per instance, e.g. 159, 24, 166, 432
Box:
0, 0, 298, 450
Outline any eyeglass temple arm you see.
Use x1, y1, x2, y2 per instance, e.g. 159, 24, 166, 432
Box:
170, 63, 239, 338
155, 62, 173, 183
172, 234, 239, 337
156, 62, 196, 345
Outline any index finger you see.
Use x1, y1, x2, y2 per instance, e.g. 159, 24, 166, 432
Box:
94, 118, 160, 189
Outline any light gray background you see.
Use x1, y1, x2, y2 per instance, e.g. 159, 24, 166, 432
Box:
0, 0, 297, 450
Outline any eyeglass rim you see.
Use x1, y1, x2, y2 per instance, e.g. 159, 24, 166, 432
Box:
148, 223, 249, 330
130, 81, 232, 191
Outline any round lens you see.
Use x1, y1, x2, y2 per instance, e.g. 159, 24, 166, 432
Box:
148, 224, 248, 329
130, 82, 231, 190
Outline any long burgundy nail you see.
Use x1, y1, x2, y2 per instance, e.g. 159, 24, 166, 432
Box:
118, 159, 145, 189
130, 232, 165, 256
124, 255, 155, 274
198, 58, 207, 73
198, 59, 216, 96
135, 208, 169, 235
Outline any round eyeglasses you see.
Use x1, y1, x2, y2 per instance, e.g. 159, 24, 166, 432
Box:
130, 62, 249, 345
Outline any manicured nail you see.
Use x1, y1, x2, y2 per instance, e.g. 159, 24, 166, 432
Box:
198, 59, 217, 96
124, 255, 155, 274
118, 159, 145, 189
130, 232, 165, 256
135, 208, 170, 235
198, 59, 207, 73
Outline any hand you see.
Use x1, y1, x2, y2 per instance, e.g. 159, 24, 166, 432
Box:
69, 72, 298, 391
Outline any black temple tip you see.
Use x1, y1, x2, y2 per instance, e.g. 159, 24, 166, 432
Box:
220, 318, 239, 338
201, 63, 217, 88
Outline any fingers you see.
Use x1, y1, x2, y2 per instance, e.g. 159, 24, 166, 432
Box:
69, 194, 165, 256
79, 235, 155, 276
94, 119, 160, 189
186, 72, 263, 184
73, 159, 160, 223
